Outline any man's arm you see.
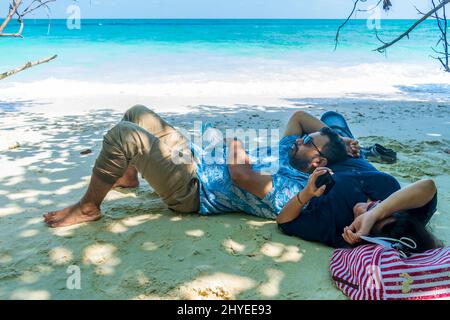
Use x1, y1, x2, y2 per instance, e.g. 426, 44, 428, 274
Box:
284, 110, 361, 157
276, 168, 329, 224
227, 139, 273, 199
283, 110, 327, 138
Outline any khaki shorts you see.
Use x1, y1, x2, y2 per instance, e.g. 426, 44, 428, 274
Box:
92, 105, 199, 213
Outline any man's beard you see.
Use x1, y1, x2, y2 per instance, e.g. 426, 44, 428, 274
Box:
289, 153, 311, 172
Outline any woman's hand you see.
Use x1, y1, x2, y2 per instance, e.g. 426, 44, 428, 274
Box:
304, 167, 332, 198
342, 211, 378, 245
341, 137, 360, 158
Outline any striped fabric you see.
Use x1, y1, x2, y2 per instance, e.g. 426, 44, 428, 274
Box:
330, 244, 450, 300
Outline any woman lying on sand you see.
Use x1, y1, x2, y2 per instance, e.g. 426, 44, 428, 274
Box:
277, 171, 442, 253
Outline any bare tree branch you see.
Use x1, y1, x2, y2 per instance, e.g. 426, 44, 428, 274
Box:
334, 0, 361, 51
0, 18, 24, 37
415, 5, 429, 16
335, 0, 393, 51
1, 1, 58, 80
432, 0, 449, 71
0, 0, 23, 34
0, 0, 55, 38
374, 0, 450, 53
374, 28, 387, 45
338, 0, 449, 72
413, 0, 449, 71
21, 0, 55, 16
0, 54, 57, 80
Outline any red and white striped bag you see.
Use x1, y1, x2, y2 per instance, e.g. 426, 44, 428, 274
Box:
330, 244, 450, 300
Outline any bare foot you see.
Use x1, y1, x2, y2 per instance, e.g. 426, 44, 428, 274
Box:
113, 175, 139, 188
44, 202, 101, 228
44, 209, 67, 223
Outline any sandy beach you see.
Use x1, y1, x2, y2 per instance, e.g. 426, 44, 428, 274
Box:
0, 83, 449, 299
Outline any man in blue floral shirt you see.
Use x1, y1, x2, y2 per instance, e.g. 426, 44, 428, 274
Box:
44, 105, 356, 227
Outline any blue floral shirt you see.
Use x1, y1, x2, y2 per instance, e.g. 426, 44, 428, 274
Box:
192, 133, 308, 219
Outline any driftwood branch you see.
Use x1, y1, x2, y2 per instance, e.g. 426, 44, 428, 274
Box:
374, 0, 450, 52
0, 54, 57, 80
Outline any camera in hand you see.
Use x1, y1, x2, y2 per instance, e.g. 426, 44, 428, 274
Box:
315, 171, 335, 195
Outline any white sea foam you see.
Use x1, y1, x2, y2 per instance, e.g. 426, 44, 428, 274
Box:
1, 61, 449, 104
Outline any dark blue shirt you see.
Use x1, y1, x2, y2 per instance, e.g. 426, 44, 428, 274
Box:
278, 159, 401, 248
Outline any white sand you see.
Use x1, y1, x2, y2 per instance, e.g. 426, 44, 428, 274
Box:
0, 81, 449, 299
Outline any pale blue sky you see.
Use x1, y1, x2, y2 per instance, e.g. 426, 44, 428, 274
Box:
16, 0, 433, 19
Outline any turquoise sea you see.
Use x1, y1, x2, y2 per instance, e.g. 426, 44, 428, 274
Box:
0, 19, 445, 82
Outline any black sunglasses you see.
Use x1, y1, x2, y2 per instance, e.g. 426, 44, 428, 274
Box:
302, 134, 326, 158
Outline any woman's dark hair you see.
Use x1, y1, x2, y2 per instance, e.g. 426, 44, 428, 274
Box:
319, 127, 348, 165
373, 214, 443, 253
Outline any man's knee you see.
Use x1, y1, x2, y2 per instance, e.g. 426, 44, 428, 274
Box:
106, 121, 147, 149
95, 122, 143, 184
123, 104, 155, 122
109, 120, 140, 134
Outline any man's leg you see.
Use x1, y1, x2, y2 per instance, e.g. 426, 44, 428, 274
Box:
113, 165, 139, 188
321, 111, 378, 172
320, 111, 355, 140
122, 104, 187, 148
113, 105, 188, 188
44, 121, 199, 227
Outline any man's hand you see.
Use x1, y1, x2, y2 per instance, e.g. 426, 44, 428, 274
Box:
341, 137, 361, 158
304, 167, 332, 198
227, 139, 251, 165
227, 139, 273, 199
342, 211, 378, 245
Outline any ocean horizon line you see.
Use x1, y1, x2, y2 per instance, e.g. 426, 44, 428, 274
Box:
20, 18, 425, 21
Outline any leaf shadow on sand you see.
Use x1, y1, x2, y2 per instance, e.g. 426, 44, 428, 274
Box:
0, 100, 51, 113
395, 83, 450, 102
